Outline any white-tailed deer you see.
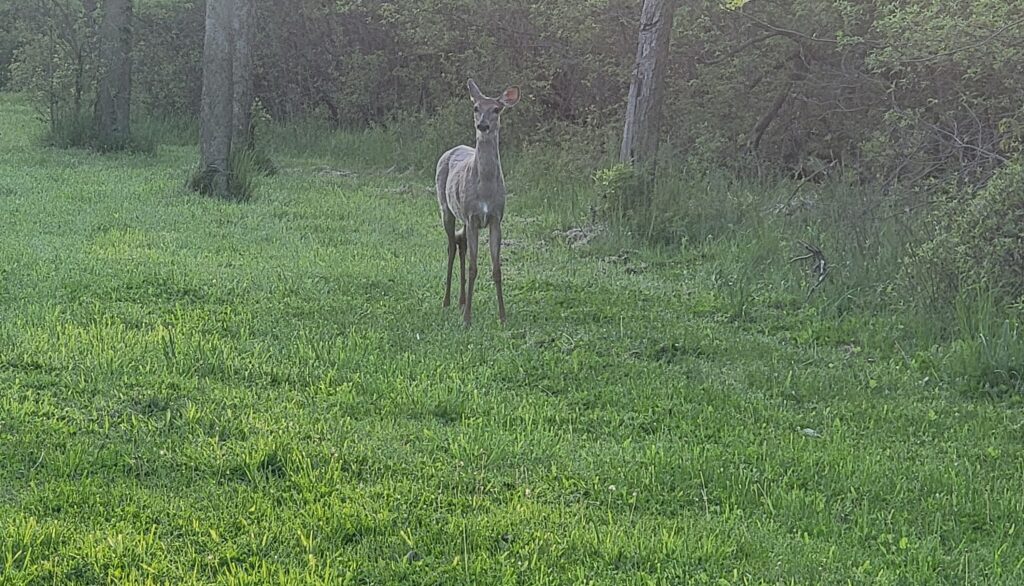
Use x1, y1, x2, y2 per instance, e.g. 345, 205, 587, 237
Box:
435, 79, 520, 326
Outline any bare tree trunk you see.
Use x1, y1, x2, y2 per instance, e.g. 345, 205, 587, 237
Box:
231, 0, 255, 150
748, 79, 792, 153
620, 0, 675, 177
95, 0, 132, 147
47, 23, 57, 132
200, 0, 234, 195
73, 46, 83, 116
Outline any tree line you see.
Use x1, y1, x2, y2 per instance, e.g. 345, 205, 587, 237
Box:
4, 0, 1021, 186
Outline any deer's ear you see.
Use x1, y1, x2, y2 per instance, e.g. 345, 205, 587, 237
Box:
467, 79, 484, 102
500, 86, 520, 107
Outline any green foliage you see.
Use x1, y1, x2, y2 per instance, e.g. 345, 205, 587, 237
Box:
226, 147, 260, 201
592, 163, 644, 223
6, 0, 153, 153
40, 110, 156, 154
6, 0, 1024, 191
132, 114, 198, 148
41, 110, 95, 149
945, 288, 1024, 397
7, 1, 98, 123
248, 147, 278, 177
673, 0, 1023, 186
910, 162, 1024, 305
0, 3, 17, 89
102, 0, 640, 130
247, 100, 279, 176
131, 0, 204, 117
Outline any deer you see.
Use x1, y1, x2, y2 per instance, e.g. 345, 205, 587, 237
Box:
435, 79, 520, 327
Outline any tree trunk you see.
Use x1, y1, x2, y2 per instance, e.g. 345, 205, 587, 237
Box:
47, 23, 57, 132
747, 79, 792, 153
231, 0, 255, 150
95, 0, 132, 147
619, 0, 675, 177
200, 0, 234, 195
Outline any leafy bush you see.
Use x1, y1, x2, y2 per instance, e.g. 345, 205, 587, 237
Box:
592, 163, 644, 224
909, 162, 1024, 304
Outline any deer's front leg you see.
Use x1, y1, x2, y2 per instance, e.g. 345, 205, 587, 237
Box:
489, 221, 506, 325
456, 228, 467, 308
463, 224, 480, 327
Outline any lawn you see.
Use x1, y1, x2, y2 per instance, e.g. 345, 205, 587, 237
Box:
1, 93, 1023, 584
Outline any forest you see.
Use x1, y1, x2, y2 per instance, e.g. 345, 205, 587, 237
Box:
0, 0, 1023, 583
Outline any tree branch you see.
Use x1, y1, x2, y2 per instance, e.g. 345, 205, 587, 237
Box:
722, 7, 839, 45
900, 17, 1024, 64
698, 32, 781, 65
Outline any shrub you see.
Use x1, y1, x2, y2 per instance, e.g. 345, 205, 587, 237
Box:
592, 163, 644, 225
908, 162, 1024, 305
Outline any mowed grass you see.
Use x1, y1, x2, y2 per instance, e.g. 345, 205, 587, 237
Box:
1, 93, 1023, 585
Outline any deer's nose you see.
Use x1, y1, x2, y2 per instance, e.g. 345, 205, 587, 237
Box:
477, 123, 490, 132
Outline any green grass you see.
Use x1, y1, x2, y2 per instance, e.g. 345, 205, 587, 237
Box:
1, 91, 1023, 584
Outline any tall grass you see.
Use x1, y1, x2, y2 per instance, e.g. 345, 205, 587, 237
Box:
165, 105, 1022, 397
44, 111, 157, 154
5, 92, 1024, 583
187, 147, 261, 202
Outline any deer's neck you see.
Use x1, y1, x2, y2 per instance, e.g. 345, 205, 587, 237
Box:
474, 133, 503, 187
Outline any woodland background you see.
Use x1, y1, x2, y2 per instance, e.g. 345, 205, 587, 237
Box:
1, 0, 1023, 308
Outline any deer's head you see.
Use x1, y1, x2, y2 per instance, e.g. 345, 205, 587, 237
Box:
468, 79, 520, 138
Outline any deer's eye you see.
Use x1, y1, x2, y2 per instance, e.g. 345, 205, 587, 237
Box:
493, 107, 502, 114
473, 105, 479, 113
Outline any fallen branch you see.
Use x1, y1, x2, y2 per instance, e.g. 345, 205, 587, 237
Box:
790, 240, 830, 300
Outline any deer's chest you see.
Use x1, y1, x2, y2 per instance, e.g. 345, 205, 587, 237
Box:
448, 172, 505, 228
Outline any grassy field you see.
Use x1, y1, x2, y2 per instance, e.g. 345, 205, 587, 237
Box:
1, 92, 1023, 585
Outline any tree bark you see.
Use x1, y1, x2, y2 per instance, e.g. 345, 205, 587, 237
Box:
95, 0, 132, 147
231, 0, 255, 150
200, 0, 234, 195
620, 0, 676, 176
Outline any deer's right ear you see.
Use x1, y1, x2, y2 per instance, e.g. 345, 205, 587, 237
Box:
467, 78, 484, 102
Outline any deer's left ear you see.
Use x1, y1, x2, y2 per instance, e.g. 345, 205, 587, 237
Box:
500, 86, 520, 107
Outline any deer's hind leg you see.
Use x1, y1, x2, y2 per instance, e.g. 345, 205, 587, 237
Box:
443, 210, 457, 308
